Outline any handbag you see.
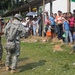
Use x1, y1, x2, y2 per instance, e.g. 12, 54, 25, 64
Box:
62, 32, 66, 38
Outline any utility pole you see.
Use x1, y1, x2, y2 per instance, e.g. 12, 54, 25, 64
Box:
29, 6, 31, 12
42, 0, 45, 37
50, 1, 53, 15
67, 0, 71, 12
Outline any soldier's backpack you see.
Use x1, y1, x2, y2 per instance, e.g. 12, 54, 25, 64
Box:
4, 22, 19, 51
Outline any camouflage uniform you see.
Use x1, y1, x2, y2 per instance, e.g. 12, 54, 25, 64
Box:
4, 15, 24, 70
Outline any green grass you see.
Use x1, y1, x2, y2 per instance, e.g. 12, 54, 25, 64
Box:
1, 37, 75, 75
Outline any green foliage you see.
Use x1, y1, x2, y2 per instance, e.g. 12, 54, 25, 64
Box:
0, 0, 25, 11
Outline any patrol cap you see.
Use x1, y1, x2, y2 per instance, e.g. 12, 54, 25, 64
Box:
14, 14, 22, 21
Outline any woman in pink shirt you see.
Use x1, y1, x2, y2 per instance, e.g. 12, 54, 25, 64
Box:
67, 12, 74, 35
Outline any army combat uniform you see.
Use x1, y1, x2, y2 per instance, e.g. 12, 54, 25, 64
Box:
4, 14, 24, 71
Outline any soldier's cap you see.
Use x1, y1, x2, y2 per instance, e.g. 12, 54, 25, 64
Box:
14, 14, 22, 21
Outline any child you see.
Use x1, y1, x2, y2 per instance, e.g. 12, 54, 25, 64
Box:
46, 25, 51, 41
63, 17, 73, 44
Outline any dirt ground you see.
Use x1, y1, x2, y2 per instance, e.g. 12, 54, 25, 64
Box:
21, 36, 47, 43
21, 36, 64, 52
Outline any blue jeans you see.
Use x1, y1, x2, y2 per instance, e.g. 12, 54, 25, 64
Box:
33, 26, 36, 35
57, 24, 63, 39
65, 30, 73, 43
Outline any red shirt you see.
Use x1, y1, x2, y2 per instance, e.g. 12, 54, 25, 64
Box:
69, 17, 74, 27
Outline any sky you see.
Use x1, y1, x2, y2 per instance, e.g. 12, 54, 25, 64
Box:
45, 0, 75, 15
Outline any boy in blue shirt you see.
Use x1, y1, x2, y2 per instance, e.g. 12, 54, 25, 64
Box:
63, 17, 73, 44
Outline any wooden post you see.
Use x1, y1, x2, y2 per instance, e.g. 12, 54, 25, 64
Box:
67, 0, 71, 12
11, 12, 13, 17
50, 1, 52, 15
29, 6, 31, 12
42, 0, 45, 37
37, 7, 39, 16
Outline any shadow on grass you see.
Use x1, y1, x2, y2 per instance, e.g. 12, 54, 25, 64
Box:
19, 57, 29, 62
19, 60, 46, 72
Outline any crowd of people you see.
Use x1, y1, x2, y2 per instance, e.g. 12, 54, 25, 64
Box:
44, 10, 75, 53
16, 10, 75, 46
12, 10, 75, 43
21, 15, 43, 37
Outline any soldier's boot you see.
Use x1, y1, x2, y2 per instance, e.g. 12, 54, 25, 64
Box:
11, 69, 18, 74
6, 66, 10, 71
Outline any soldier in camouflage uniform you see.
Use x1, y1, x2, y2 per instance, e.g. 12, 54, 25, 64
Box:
4, 14, 24, 73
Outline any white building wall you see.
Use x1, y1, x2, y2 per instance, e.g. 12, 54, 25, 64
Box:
45, 0, 75, 15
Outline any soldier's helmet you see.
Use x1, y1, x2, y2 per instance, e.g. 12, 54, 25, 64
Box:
14, 14, 22, 21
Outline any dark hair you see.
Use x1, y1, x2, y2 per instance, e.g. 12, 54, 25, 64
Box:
58, 10, 62, 13
68, 12, 72, 16
64, 16, 68, 20
73, 10, 75, 13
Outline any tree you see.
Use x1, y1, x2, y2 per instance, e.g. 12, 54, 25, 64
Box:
0, 0, 25, 10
